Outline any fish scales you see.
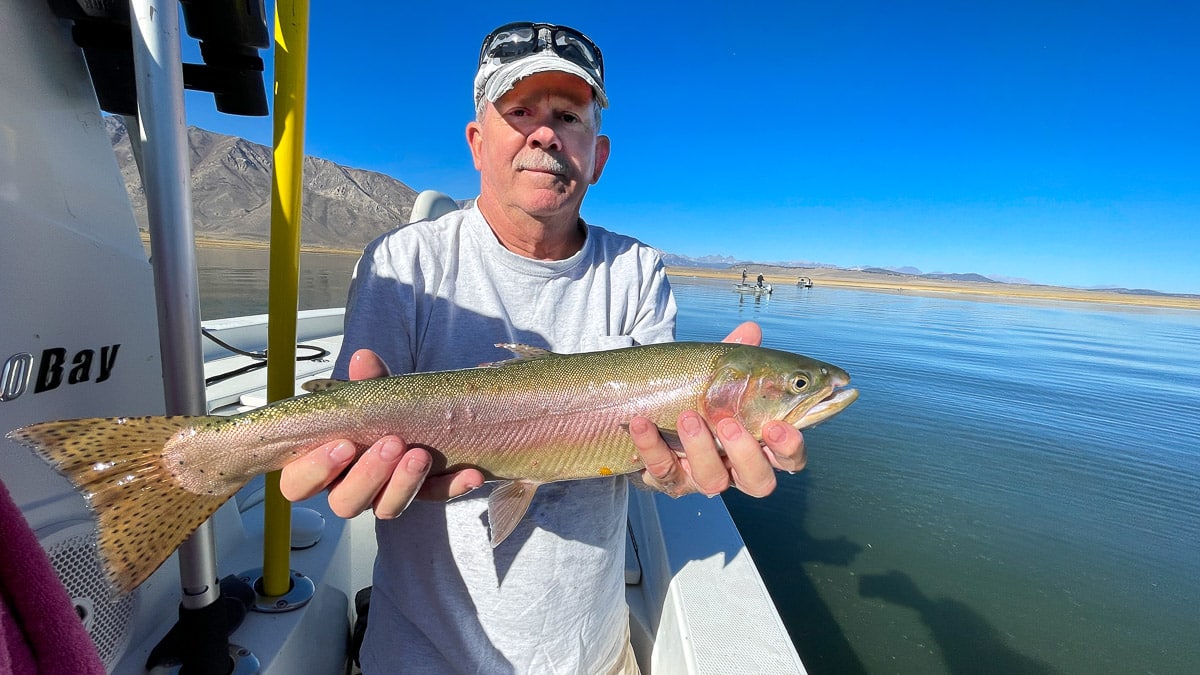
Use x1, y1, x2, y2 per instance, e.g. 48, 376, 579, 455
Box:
7, 341, 858, 592
165, 343, 724, 490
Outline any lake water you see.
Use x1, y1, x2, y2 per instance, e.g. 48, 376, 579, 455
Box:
197, 247, 360, 321
199, 249, 1200, 674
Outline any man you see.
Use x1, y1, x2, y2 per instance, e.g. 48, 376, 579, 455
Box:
280, 22, 804, 673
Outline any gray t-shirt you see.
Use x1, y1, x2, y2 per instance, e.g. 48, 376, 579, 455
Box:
340, 204, 677, 674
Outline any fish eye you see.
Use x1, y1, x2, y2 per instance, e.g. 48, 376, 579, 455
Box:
789, 375, 809, 392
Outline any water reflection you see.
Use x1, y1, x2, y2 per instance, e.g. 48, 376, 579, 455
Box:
736, 291, 771, 312
859, 571, 1059, 674
197, 247, 358, 319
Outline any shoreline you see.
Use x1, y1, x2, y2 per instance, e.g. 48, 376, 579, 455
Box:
668, 266, 1200, 311
142, 232, 362, 257
173, 235, 1198, 311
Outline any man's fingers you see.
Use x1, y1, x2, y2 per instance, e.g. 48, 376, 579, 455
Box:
762, 421, 807, 473
676, 411, 728, 496
416, 469, 486, 502
718, 419, 777, 498
326, 436, 405, 518
372, 447, 433, 519
721, 322, 762, 346
348, 349, 389, 380
629, 416, 690, 496
280, 439, 356, 502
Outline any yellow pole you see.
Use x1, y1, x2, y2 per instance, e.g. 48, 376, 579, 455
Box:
263, 0, 310, 598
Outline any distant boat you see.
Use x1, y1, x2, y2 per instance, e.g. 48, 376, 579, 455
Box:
734, 282, 773, 295
797, 277, 813, 288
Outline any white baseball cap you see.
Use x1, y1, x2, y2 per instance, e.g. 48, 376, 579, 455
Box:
473, 22, 608, 110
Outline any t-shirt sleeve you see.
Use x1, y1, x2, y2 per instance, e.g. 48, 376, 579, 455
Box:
630, 251, 677, 346
333, 237, 417, 378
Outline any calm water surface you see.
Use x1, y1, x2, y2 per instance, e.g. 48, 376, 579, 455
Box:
197, 247, 358, 320
200, 250, 1200, 674
674, 277, 1200, 675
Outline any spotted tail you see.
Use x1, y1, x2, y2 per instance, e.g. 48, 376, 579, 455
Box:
7, 416, 238, 594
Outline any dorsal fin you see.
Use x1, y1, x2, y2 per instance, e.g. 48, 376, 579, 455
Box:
301, 378, 351, 393
480, 343, 557, 367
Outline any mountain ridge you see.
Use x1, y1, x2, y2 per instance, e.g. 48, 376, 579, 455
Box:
107, 116, 418, 251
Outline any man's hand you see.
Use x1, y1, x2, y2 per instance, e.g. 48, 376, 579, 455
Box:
279, 349, 485, 518
629, 322, 807, 498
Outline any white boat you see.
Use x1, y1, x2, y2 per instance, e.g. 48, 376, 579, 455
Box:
0, 1, 805, 672
734, 282, 774, 296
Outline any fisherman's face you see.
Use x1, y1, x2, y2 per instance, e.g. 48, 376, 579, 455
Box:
468, 72, 610, 220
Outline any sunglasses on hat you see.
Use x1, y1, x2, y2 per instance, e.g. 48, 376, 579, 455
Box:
478, 22, 605, 85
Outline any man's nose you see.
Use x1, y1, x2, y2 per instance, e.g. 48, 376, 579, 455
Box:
527, 123, 561, 151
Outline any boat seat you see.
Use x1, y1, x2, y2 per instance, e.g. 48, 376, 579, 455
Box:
409, 190, 459, 223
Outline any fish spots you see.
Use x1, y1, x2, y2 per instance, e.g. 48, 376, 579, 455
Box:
8, 414, 243, 591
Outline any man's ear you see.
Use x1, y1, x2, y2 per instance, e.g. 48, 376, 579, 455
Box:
466, 121, 484, 170
590, 134, 611, 184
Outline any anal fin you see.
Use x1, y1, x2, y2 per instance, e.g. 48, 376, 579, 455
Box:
487, 480, 540, 547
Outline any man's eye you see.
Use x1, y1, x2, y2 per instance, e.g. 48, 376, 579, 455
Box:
561, 113, 580, 124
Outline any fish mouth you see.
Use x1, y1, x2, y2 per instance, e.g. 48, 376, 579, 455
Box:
785, 387, 859, 430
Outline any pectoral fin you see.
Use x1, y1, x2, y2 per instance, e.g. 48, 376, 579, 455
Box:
487, 480, 540, 547
656, 428, 686, 453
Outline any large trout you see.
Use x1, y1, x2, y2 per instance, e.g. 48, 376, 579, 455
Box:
8, 342, 857, 593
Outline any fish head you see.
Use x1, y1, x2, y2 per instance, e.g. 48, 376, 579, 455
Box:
702, 345, 859, 438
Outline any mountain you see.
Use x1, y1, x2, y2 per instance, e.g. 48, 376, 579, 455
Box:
662, 253, 841, 270
660, 253, 746, 269
920, 272, 996, 283
106, 116, 419, 251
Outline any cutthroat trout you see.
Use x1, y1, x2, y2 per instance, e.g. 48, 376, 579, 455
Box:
8, 342, 857, 593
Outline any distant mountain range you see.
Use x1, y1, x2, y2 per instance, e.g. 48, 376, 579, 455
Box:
660, 253, 841, 272
663, 254, 1027, 286
859, 267, 998, 284
663, 254, 1195, 298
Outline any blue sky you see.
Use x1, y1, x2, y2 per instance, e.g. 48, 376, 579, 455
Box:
183, 1, 1199, 294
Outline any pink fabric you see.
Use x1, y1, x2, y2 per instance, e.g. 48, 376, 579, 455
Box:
0, 478, 105, 674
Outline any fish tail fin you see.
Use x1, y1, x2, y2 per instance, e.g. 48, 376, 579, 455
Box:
7, 416, 236, 593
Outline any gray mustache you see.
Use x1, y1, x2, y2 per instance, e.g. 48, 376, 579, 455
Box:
515, 151, 571, 175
